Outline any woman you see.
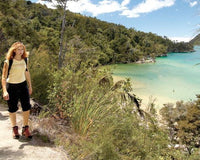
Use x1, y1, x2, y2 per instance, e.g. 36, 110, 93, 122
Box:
1, 42, 32, 139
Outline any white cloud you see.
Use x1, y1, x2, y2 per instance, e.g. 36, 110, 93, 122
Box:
121, 0, 131, 7
67, 0, 123, 16
185, 0, 198, 7
36, 0, 176, 18
121, 0, 176, 18
36, 0, 56, 9
189, 1, 197, 7
169, 37, 192, 42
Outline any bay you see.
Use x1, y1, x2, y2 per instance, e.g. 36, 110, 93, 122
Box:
113, 46, 200, 107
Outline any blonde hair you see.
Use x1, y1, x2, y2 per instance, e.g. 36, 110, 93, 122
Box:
6, 42, 29, 60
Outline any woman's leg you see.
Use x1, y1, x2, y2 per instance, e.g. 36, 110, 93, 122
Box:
22, 110, 32, 139
20, 81, 31, 120
7, 83, 19, 127
9, 112, 20, 139
20, 81, 32, 139
9, 112, 17, 127
22, 110, 30, 126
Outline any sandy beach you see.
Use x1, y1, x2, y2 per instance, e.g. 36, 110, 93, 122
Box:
112, 75, 177, 110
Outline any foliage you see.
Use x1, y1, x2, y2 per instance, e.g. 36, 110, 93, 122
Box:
47, 65, 113, 129
160, 96, 200, 156
29, 44, 55, 104
43, 44, 180, 159
0, 1, 197, 159
190, 33, 200, 46
61, 93, 182, 160
0, 0, 194, 65
46, 66, 178, 159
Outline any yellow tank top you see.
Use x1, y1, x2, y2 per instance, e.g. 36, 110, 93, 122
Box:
5, 59, 26, 84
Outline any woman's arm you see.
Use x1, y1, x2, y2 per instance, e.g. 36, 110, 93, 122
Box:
25, 63, 32, 95
1, 62, 9, 100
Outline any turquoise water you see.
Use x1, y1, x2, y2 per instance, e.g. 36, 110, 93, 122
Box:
113, 46, 200, 104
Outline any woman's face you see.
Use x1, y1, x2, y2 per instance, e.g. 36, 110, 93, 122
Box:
14, 46, 24, 57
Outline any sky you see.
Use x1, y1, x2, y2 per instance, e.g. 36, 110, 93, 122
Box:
31, 0, 200, 42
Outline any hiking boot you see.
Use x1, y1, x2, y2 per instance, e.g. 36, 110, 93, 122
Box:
22, 125, 32, 139
13, 126, 20, 139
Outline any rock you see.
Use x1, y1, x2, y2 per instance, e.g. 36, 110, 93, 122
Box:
30, 99, 42, 116
157, 54, 167, 57
135, 58, 155, 64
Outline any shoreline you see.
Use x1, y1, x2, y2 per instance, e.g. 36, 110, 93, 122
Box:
112, 75, 176, 110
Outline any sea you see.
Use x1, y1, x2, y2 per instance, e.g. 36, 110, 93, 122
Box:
112, 46, 200, 107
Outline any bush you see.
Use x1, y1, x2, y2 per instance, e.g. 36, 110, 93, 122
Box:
29, 44, 54, 104
47, 65, 114, 132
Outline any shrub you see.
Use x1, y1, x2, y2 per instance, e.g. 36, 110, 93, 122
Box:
29, 44, 54, 104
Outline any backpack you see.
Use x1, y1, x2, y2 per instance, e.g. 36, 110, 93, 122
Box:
7, 58, 28, 78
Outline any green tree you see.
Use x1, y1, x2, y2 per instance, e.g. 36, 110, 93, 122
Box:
42, 0, 79, 68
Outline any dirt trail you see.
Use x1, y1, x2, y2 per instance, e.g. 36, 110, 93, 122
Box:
0, 104, 69, 160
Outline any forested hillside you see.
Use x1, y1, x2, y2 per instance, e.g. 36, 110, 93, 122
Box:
0, 0, 193, 65
190, 34, 200, 45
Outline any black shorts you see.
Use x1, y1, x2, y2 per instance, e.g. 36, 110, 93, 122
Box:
7, 81, 31, 113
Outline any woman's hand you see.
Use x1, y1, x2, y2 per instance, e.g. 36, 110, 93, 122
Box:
3, 91, 9, 100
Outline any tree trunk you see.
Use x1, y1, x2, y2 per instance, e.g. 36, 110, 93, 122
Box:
58, 1, 67, 69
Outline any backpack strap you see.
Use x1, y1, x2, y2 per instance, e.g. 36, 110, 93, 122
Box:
7, 59, 13, 78
24, 57, 28, 71
7, 58, 28, 78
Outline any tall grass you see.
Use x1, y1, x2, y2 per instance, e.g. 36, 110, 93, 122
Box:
47, 66, 117, 133
45, 65, 183, 159
70, 89, 119, 135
